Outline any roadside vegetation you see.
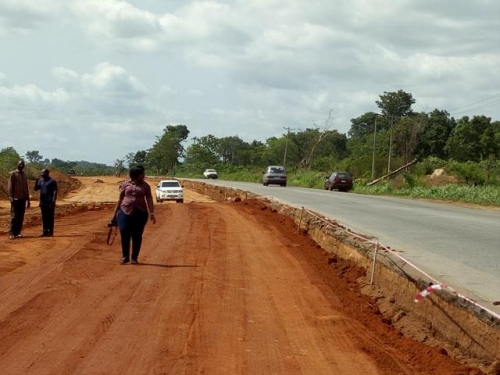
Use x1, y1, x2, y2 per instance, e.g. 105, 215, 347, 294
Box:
2, 90, 499, 206
355, 183, 500, 206
174, 162, 500, 206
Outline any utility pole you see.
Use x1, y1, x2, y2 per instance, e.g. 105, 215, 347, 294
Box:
371, 115, 378, 180
388, 97, 403, 174
387, 116, 393, 173
283, 126, 295, 166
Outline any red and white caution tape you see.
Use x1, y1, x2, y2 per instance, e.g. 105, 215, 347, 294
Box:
414, 283, 455, 302
299, 207, 500, 320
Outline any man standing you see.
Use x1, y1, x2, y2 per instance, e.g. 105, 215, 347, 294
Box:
8, 160, 31, 239
34, 169, 58, 237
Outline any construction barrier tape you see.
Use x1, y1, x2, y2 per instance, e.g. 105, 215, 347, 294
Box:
414, 283, 456, 302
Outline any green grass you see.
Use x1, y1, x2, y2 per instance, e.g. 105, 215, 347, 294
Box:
354, 183, 500, 206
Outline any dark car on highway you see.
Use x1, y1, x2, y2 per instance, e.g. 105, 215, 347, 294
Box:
324, 171, 353, 192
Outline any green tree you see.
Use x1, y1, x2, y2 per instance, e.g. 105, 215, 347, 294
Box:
376, 90, 416, 172
393, 113, 426, 164
480, 124, 498, 159
418, 109, 454, 159
125, 150, 148, 167
0, 147, 21, 173
287, 109, 339, 169
291, 129, 322, 168
262, 137, 298, 167
481, 155, 498, 184
317, 130, 349, 160
134, 150, 148, 166
376, 90, 415, 118
185, 135, 221, 168
50, 158, 77, 173
445, 116, 491, 162
124, 153, 135, 168
237, 140, 265, 166
147, 125, 190, 174
348, 112, 389, 140
25, 150, 43, 164
218, 136, 248, 165
114, 159, 125, 177
72, 161, 114, 176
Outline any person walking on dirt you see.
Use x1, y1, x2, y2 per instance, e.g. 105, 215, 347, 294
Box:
111, 165, 156, 264
8, 160, 31, 239
34, 169, 58, 237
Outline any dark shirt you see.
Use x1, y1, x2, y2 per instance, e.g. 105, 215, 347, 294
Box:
119, 180, 152, 215
8, 170, 30, 200
35, 178, 58, 205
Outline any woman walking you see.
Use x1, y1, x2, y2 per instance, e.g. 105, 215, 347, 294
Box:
111, 166, 156, 264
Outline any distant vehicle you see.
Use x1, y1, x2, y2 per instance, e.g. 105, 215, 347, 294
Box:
156, 179, 184, 203
263, 165, 287, 187
203, 169, 218, 179
324, 171, 353, 192
68, 170, 76, 175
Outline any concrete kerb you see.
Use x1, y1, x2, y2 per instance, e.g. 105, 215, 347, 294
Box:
180, 180, 500, 363
299, 206, 500, 320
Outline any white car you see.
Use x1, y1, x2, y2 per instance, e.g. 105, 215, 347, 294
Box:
203, 169, 218, 179
156, 179, 184, 203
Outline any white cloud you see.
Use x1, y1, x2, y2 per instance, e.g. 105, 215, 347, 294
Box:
70, 0, 162, 51
81, 62, 147, 97
53, 67, 79, 80
0, 63, 161, 161
0, 0, 63, 33
51, 63, 149, 109
0, 81, 69, 107
1, 0, 500, 163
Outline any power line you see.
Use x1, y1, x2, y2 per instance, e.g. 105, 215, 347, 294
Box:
450, 93, 500, 116
451, 98, 500, 116
450, 93, 500, 112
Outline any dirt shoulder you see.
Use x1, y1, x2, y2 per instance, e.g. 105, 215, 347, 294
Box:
0, 177, 487, 374
0, 176, 214, 234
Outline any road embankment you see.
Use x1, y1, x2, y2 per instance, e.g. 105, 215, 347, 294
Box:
181, 180, 500, 368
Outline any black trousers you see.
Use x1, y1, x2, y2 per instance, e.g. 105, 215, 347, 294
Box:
117, 209, 148, 260
10, 199, 27, 236
40, 203, 55, 235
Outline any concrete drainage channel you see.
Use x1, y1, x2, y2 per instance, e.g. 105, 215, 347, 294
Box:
182, 180, 500, 368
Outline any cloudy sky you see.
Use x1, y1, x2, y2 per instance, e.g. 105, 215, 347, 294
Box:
1, 0, 499, 165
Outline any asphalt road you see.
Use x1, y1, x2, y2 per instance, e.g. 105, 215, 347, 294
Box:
196, 179, 500, 314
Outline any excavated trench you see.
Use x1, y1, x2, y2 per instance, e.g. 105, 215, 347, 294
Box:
181, 180, 500, 373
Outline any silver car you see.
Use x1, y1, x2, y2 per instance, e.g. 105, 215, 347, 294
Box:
203, 169, 218, 179
263, 165, 287, 187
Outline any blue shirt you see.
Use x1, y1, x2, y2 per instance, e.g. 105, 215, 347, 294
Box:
35, 178, 58, 205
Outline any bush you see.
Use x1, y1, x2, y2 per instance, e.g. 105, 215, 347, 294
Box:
447, 160, 485, 185
414, 157, 446, 176
355, 182, 500, 205
403, 173, 417, 188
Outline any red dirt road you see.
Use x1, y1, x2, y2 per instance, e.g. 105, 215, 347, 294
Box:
0, 178, 482, 374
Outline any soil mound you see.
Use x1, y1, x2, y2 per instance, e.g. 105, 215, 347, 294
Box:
0, 170, 80, 200
427, 168, 458, 186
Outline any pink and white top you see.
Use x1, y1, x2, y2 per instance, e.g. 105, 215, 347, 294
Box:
119, 180, 152, 215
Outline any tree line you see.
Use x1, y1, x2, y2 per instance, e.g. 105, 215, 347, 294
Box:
124, 90, 500, 182
2, 89, 499, 183
0, 147, 114, 177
